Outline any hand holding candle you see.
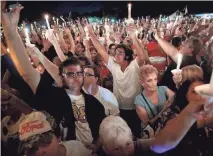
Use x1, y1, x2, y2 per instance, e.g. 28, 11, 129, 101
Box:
84, 27, 89, 40
176, 53, 183, 70
24, 28, 31, 44
45, 14, 51, 30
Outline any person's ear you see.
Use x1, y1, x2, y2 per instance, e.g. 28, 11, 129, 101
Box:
140, 79, 144, 86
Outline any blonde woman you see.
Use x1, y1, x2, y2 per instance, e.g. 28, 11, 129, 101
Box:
173, 65, 204, 89
135, 65, 175, 125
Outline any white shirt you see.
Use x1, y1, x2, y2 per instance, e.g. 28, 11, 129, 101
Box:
83, 86, 120, 116
107, 56, 142, 110
66, 92, 93, 146
63, 140, 93, 156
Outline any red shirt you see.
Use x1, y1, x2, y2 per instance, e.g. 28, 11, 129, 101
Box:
146, 41, 166, 57
98, 66, 110, 79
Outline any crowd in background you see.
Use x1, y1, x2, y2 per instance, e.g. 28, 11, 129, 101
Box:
1, 2, 213, 156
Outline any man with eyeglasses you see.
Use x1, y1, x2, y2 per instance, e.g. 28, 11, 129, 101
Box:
2, 3, 106, 152
82, 65, 120, 116
35, 57, 106, 151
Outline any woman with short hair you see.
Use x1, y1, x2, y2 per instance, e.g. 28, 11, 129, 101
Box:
135, 64, 175, 125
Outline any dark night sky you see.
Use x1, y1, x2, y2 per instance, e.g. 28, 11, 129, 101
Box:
6, 1, 213, 22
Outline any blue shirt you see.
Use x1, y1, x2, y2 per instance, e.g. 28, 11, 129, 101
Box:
134, 86, 167, 119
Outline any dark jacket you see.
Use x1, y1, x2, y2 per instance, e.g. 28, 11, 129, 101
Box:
33, 71, 106, 142
159, 55, 198, 91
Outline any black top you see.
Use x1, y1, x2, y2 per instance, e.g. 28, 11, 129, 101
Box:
33, 71, 106, 141
43, 45, 57, 62
159, 55, 198, 91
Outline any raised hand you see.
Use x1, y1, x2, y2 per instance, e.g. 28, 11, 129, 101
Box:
85, 24, 94, 37
153, 29, 161, 41
45, 29, 58, 45
64, 27, 71, 35
126, 24, 137, 39
1, 2, 24, 30
75, 17, 81, 24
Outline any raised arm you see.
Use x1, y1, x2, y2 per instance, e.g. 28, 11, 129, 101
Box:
154, 31, 180, 63
45, 29, 67, 62
57, 29, 69, 53
127, 24, 149, 66
64, 27, 76, 53
150, 100, 204, 153
26, 44, 62, 86
87, 25, 109, 64
76, 18, 86, 42
1, 3, 40, 94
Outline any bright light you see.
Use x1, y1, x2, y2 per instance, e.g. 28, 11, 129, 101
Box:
45, 15, 49, 19
128, 3, 132, 7
24, 28, 29, 33
84, 27, 88, 32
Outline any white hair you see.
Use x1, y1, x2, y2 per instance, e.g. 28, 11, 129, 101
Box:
99, 115, 132, 146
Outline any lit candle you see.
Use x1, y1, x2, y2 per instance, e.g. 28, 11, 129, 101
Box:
84, 27, 89, 39
45, 15, 51, 30
137, 17, 139, 26
176, 53, 183, 70
31, 24, 34, 31
53, 17, 56, 25
57, 18, 59, 26
128, 3, 132, 19
24, 28, 31, 44
135, 30, 139, 37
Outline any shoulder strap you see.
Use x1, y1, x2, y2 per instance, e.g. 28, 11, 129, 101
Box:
141, 92, 156, 117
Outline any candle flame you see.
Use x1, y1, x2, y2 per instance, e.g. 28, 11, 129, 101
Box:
45, 15, 49, 19
24, 28, 29, 33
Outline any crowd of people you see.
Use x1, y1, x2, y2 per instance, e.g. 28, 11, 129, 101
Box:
1, 2, 213, 156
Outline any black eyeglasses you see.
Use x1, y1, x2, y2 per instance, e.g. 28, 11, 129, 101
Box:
62, 71, 84, 78
84, 72, 95, 77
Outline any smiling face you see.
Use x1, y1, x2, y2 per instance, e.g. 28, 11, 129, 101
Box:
115, 47, 126, 64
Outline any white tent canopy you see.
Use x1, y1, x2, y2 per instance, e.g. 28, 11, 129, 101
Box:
169, 10, 184, 19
